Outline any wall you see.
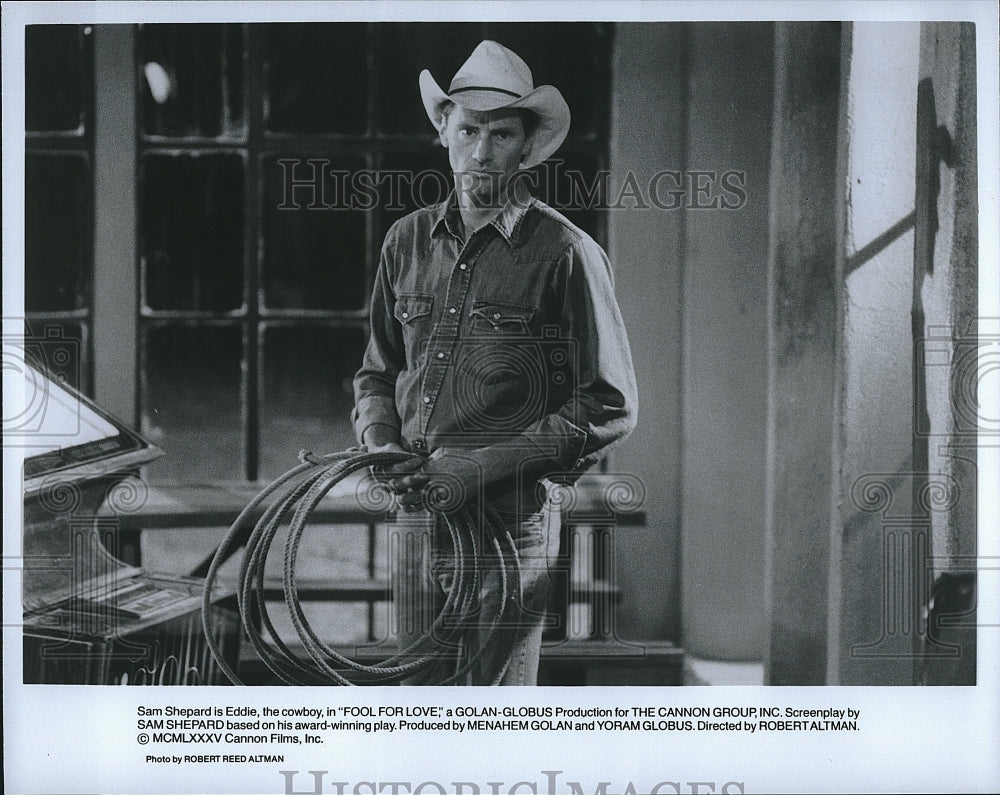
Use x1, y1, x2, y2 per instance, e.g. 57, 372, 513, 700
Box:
763, 20, 979, 685
917, 23, 978, 576
679, 22, 772, 660
764, 22, 843, 685
839, 23, 920, 486
607, 23, 688, 642
918, 22, 979, 687
609, 24, 773, 656
835, 21, 922, 686
833, 22, 977, 686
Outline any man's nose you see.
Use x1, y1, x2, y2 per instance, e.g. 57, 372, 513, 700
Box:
472, 136, 492, 164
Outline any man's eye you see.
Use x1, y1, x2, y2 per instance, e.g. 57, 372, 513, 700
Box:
459, 128, 476, 137
496, 132, 510, 140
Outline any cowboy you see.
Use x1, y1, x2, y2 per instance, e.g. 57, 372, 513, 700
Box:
352, 40, 637, 684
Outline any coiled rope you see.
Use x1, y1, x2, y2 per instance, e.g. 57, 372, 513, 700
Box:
201, 449, 522, 685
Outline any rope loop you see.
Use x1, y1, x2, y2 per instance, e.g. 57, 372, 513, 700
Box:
202, 450, 521, 685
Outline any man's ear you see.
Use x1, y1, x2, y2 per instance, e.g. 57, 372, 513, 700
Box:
437, 117, 449, 148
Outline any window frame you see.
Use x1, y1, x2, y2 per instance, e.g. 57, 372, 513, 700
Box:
24, 23, 96, 397
104, 21, 613, 484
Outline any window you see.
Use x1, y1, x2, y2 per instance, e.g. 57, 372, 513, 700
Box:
22, 21, 616, 652
24, 24, 94, 395
130, 22, 611, 483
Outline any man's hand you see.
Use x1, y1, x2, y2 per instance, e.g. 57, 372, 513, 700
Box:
362, 422, 412, 482
388, 448, 484, 513
367, 441, 412, 485
368, 441, 408, 456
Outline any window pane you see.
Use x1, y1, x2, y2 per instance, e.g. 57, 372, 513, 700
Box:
259, 326, 366, 480
25, 154, 91, 312
141, 153, 244, 311
376, 23, 483, 136
26, 25, 89, 133
264, 24, 368, 135
139, 24, 244, 139
486, 23, 610, 138
377, 151, 451, 243
262, 155, 368, 310
142, 324, 243, 481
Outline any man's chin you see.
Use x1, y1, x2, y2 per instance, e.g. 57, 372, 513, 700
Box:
455, 172, 507, 208
456, 170, 504, 185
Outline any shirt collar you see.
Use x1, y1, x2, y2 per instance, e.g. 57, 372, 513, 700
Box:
430, 194, 463, 242
429, 181, 535, 247
490, 180, 534, 246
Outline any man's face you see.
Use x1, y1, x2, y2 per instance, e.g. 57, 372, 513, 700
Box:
440, 105, 531, 207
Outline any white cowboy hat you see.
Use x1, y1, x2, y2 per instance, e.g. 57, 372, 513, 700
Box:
418, 40, 571, 170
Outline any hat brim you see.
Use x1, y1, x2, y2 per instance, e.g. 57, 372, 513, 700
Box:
419, 69, 570, 170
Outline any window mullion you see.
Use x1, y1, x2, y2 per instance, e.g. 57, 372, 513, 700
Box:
246, 23, 263, 481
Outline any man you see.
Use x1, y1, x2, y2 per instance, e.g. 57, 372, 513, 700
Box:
352, 40, 637, 684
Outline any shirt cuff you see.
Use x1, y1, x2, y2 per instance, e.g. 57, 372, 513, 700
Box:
525, 414, 589, 472
352, 395, 401, 446
470, 416, 589, 485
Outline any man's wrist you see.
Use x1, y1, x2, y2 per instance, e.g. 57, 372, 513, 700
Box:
465, 441, 531, 486
362, 422, 401, 449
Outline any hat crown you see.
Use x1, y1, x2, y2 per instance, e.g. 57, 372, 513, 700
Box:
417, 41, 570, 169
448, 40, 534, 98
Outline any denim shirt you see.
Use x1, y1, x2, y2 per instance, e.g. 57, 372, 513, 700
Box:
352, 192, 638, 508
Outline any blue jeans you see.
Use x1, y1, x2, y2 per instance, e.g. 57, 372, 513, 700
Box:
390, 498, 560, 685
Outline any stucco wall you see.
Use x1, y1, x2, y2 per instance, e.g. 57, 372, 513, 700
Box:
764, 21, 842, 685
835, 21, 922, 686
839, 24, 920, 491
834, 22, 977, 685
918, 22, 979, 573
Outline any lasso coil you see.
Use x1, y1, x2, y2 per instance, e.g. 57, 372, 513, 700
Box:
201, 449, 522, 685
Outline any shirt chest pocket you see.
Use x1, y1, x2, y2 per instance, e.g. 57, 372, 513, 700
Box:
394, 293, 434, 363
468, 301, 536, 337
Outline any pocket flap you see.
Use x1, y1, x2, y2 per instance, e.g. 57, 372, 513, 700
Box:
469, 301, 535, 331
394, 294, 433, 324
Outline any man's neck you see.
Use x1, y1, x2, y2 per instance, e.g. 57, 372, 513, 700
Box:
457, 203, 503, 240
453, 176, 529, 241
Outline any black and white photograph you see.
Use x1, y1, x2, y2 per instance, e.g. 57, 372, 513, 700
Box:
4, 1, 999, 793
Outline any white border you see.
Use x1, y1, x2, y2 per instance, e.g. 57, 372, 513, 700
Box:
4, 3, 999, 794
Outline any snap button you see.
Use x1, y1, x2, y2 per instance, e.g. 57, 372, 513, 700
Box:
449, 307, 457, 314
459, 263, 467, 270
493, 312, 501, 320
437, 352, 445, 359
423, 396, 431, 404
401, 311, 408, 319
